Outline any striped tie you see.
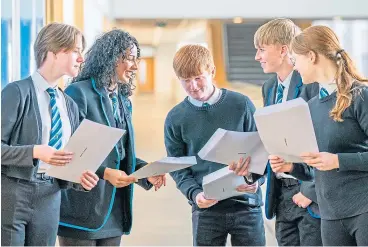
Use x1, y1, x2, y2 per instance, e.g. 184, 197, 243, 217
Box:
202, 102, 210, 107
46, 88, 63, 150
319, 87, 329, 99
275, 84, 285, 104
109, 92, 119, 121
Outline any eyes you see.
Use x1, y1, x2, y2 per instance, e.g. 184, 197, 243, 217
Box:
125, 55, 140, 64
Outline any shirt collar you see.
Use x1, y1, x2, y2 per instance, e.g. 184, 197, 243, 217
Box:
189, 86, 221, 106
277, 71, 293, 89
32, 71, 60, 96
319, 82, 337, 95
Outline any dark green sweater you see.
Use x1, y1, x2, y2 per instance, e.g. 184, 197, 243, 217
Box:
294, 84, 368, 220
164, 89, 263, 210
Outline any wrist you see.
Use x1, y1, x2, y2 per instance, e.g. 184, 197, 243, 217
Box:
103, 168, 112, 181
33, 145, 40, 159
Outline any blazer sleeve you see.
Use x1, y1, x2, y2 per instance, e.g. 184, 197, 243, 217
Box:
1, 83, 35, 167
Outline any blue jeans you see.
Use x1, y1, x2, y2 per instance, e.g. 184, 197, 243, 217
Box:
192, 203, 265, 246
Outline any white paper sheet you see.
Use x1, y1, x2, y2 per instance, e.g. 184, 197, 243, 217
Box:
203, 166, 248, 201
198, 129, 269, 175
130, 156, 197, 179
46, 119, 125, 183
254, 97, 319, 163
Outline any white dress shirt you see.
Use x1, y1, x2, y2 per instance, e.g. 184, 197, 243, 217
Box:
319, 82, 337, 95
188, 86, 222, 106
32, 71, 72, 173
276, 71, 297, 180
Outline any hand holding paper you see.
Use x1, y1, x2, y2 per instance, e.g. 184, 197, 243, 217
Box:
130, 156, 197, 179
46, 119, 125, 183
268, 155, 294, 173
254, 98, 319, 163
198, 129, 269, 175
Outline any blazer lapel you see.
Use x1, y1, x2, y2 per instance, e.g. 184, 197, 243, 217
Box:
91, 79, 116, 128
287, 71, 303, 100
267, 77, 278, 106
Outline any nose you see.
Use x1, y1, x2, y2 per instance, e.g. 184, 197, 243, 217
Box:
189, 79, 198, 90
77, 56, 84, 63
255, 50, 261, 61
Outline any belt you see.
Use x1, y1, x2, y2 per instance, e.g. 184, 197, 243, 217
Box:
35, 173, 53, 181
280, 178, 299, 187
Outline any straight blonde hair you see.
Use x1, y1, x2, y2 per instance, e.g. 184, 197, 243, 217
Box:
292, 25, 368, 122
173, 44, 215, 79
34, 22, 86, 68
254, 18, 301, 48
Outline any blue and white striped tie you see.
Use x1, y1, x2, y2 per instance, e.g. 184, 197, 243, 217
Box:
319, 87, 329, 99
275, 84, 285, 104
109, 92, 119, 121
46, 88, 63, 150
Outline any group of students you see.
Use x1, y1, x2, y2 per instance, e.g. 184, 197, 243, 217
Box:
1, 17, 368, 247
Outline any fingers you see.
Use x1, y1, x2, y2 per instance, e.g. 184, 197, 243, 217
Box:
80, 177, 94, 190
236, 183, 257, 193
300, 152, 319, 159
82, 171, 99, 184
238, 157, 251, 176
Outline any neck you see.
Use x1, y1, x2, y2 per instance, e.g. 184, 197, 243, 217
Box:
201, 85, 215, 102
108, 79, 118, 91
38, 64, 62, 86
315, 62, 338, 84
276, 63, 294, 82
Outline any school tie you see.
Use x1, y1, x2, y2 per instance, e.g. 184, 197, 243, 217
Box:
109, 92, 119, 121
46, 88, 63, 150
275, 84, 285, 104
319, 87, 329, 99
202, 102, 210, 107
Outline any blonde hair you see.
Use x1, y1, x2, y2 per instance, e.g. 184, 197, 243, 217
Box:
292, 25, 368, 122
34, 22, 86, 68
173, 44, 215, 78
254, 18, 301, 48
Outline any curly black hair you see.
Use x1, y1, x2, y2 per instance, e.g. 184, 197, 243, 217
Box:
73, 29, 140, 97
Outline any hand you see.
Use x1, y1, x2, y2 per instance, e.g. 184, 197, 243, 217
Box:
301, 152, 339, 171
269, 155, 293, 173
196, 192, 218, 209
103, 168, 137, 188
148, 174, 167, 191
236, 181, 258, 193
80, 171, 99, 190
33, 145, 73, 166
292, 192, 312, 208
229, 156, 251, 176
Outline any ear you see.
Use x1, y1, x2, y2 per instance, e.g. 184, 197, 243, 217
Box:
211, 66, 216, 78
280, 45, 289, 57
308, 50, 317, 64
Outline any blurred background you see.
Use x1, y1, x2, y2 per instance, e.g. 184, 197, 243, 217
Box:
1, 0, 368, 245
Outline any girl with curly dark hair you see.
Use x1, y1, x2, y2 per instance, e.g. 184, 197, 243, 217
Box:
57, 29, 166, 246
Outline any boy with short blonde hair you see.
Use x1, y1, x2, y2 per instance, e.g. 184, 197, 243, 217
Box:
165, 44, 265, 246
254, 18, 321, 246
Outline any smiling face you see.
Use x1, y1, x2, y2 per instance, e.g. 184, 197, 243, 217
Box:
291, 51, 317, 84
115, 44, 139, 84
255, 44, 292, 73
178, 68, 215, 101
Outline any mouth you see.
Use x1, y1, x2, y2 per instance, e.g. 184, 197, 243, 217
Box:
125, 71, 136, 79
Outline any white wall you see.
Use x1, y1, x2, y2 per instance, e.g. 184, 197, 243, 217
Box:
111, 0, 368, 19
83, 0, 110, 51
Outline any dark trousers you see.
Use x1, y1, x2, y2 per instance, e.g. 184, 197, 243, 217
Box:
58, 236, 122, 246
1, 174, 61, 246
321, 211, 368, 246
275, 184, 322, 246
192, 204, 265, 246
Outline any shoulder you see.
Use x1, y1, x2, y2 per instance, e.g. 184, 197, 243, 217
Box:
3, 77, 33, 94
352, 83, 368, 104
165, 100, 188, 124
65, 79, 92, 93
223, 89, 253, 104
262, 75, 277, 92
